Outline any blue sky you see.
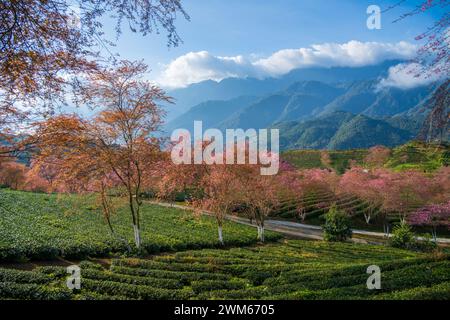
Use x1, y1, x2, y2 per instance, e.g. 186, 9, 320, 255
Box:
98, 0, 445, 87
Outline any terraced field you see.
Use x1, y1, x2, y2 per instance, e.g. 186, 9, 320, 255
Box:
386, 142, 450, 172
282, 141, 450, 173
271, 191, 379, 224
1, 240, 449, 300
0, 190, 280, 262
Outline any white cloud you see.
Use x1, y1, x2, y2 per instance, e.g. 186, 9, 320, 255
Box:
157, 51, 260, 89
377, 63, 442, 90
157, 41, 417, 89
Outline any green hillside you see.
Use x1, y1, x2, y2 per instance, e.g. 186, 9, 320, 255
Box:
277, 112, 414, 151
282, 141, 449, 173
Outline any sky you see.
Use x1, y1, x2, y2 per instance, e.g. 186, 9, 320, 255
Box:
97, 0, 446, 89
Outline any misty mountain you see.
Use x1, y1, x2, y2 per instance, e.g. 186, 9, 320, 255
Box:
164, 60, 402, 121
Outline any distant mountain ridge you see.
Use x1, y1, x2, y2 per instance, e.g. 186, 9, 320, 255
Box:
163, 60, 436, 150
164, 60, 403, 121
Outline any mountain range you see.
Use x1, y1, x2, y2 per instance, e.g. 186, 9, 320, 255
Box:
162, 60, 435, 150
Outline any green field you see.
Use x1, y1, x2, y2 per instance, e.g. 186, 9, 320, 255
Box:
282, 141, 449, 173
0, 190, 280, 262
1, 240, 449, 300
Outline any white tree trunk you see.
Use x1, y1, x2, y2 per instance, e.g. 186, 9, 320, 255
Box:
218, 226, 224, 245
257, 224, 265, 242
133, 224, 141, 248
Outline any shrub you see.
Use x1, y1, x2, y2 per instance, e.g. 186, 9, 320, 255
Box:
191, 279, 248, 293
0, 268, 52, 284
322, 204, 352, 242
413, 234, 438, 252
389, 222, 416, 250
81, 279, 193, 300
0, 282, 72, 300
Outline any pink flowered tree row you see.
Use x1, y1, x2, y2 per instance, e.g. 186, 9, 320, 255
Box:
339, 167, 449, 235
408, 201, 450, 241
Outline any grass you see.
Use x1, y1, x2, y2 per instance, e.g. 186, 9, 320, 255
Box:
0, 240, 449, 300
0, 189, 281, 262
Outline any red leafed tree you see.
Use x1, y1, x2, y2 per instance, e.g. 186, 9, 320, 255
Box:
0, 160, 27, 189
33, 61, 169, 249
26, 159, 60, 192
0, 0, 189, 159
157, 150, 209, 206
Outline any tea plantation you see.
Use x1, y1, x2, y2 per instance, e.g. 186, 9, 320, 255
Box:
0, 190, 280, 261
282, 141, 449, 173
0, 240, 449, 300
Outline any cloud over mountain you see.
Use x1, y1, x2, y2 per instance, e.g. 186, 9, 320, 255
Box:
378, 63, 443, 90
157, 41, 417, 88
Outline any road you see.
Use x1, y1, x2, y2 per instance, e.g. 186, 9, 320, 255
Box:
149, 201, 450, 245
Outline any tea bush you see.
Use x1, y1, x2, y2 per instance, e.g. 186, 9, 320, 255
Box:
0, 190, 281, 261
1, 240, 448, 300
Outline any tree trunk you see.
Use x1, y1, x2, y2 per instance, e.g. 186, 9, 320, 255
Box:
383, 221, 390, 237
218, 225, 224, 245
364, 213, 371, 224
133, 224, 141, 249
256, 223, 265, 243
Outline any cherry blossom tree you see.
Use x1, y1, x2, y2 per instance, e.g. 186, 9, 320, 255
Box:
197, 163, 242, 245
387, 1, 449, 143
339, 167, 383, 224
409, 201, 450, 241
278, 170, 306, 221
364, 145, 391, 167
